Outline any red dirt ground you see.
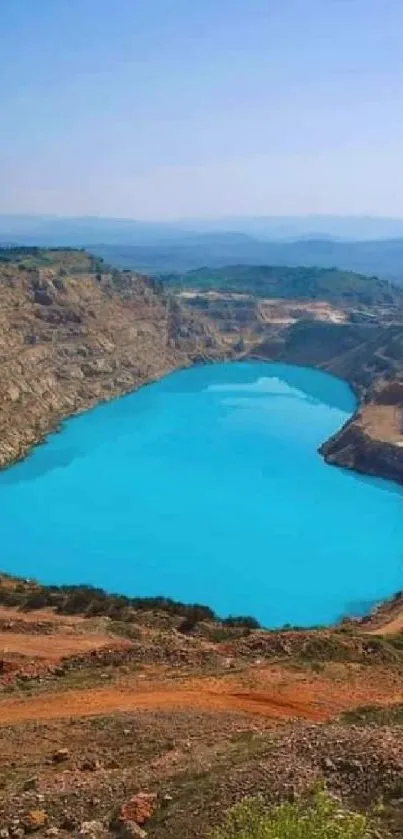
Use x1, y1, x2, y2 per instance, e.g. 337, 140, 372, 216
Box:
1, 664, 402, 726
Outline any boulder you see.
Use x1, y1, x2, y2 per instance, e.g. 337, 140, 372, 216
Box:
120, 793, 157, 825
33, 289, 53, 306
52, 748, 69, 763
80, 757, 102, 772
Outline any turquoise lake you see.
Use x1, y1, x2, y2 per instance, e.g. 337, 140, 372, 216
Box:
1, 361, 403, 627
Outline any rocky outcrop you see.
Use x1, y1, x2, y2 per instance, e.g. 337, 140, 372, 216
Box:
320, 419, 403, 484
250, 318, 403, 484
0, 250, 227, 468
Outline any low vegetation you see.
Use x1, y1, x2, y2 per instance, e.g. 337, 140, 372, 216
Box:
0, 245, 101, 273
342, 703, 403, 727
0, 575, 260, 629
210, 790, 380, 839
159, 264, 402, 307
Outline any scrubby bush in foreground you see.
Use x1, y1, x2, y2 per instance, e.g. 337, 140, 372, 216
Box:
210, 790, 379, 839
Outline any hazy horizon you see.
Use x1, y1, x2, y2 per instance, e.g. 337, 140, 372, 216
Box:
5, 215, 403, 226
4, 212, 403, 245
2, 1, 403, 220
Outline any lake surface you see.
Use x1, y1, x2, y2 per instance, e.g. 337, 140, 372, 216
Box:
1, 361, 403, 627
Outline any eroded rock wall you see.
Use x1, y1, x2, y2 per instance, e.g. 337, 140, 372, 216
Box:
0, 252, 226, 467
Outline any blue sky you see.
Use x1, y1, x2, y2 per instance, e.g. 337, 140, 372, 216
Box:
1, 0, 403, 219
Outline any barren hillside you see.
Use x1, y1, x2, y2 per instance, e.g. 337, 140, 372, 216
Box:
0, 249, 227, 467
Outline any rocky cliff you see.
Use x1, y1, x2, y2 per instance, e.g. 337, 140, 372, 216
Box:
0, 249, 227, 468
2, 247, 403, 487
253, 319, 403, 484
320, 422, 403, 484
183, 292, 403, 486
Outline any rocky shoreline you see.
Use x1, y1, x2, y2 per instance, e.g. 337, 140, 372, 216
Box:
320, 419, 403, 486
3, 347, 402, 490
250, 319, 403, 487
249, 351, 403, 487
1, 247, 403, 492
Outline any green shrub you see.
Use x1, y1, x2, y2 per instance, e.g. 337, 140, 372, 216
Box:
222, 615, 261, 629
0, 577, 220, 624
210, 790, 378, 839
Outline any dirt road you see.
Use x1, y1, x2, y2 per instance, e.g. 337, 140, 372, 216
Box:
1, 667, 402, 726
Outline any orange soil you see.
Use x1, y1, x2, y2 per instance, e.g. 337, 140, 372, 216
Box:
0, 606, 86, 626
0, 631, 131, 660
366, 613, 403, 635
0, 605, 131, 660
0, 666, 402, 726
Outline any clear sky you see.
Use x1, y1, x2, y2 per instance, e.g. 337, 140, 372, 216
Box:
1, 0, 403, 220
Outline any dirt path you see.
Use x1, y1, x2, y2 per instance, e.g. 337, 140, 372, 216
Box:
0, 686, 329, 725
1, 668, 402, 726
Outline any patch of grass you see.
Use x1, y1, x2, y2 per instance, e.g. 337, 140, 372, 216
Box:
210, 790, 380, 839
297, 636, 355, 662
108, 620, 142, 641
296, 633, 403, 666
342, 703, 403, 727
198, 625, 253, 643
382, 633, 403, 652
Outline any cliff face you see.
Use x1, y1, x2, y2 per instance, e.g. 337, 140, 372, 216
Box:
2, 248, 403, 487
251, 319, 403, 484
0, 250, 226, 468
180, 288, 403, 485
320, 422, 403, 484
319, 384, 403, 485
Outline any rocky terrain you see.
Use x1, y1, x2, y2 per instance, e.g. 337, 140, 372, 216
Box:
0, 574, 403, 838
0, 248, 227, 468
176, 285, 403, 484
1, 248, 403, 836
260, 319, 403, 483
2, 246, 403, 484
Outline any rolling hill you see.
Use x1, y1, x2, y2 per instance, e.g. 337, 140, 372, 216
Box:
158, 264, 403, 308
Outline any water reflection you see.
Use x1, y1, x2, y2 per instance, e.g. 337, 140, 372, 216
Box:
0, 445, 83, 486
163, 361, 356, 413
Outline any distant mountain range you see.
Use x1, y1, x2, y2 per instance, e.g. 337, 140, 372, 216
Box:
90, 238, 403, 283
2, 214, 403, 282
4, 213, 403, 242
